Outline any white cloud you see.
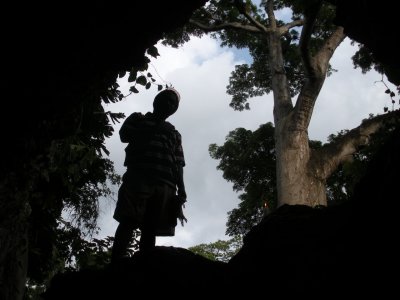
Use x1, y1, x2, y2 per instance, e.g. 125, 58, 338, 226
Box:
98, 35, 397, 248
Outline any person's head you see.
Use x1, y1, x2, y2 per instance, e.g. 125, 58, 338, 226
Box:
153, 88, 180, 119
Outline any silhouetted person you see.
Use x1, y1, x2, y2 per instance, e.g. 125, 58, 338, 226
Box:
111, 88, 187, 262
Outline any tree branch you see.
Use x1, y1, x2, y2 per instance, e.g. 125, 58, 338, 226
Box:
290, 2, 324, 131
278, 19, 305, 35
189, 19, 262, 34
234, 0, 270, 34
314, 26, 346, 73
299, 1, 322, 79
294, 27, 346, 131
310, 110, 400, 180
266, 0, 277, 29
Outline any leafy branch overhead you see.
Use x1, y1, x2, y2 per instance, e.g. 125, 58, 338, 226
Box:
119, 45, 172, 97
99, 45, 172, 129
375, 76, 400, 112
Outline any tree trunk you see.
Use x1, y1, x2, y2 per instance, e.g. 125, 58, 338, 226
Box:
276, 123, 327, 207
268, 30, 327, 208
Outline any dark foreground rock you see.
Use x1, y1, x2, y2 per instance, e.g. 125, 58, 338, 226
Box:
43, 246, 229, 298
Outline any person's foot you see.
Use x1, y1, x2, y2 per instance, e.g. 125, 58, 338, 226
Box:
138, 233, 156, 252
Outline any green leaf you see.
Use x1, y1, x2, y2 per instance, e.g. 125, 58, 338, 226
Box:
100, 144, 110, 156
70, 144, 86, 151
118, 70, 126, 78
128, 71, 137, 82
147, 46, 160, 58
137, 62, 148, 71
129, 86, 139, 93
136, 75, 147, 86
102, 95, 110, 104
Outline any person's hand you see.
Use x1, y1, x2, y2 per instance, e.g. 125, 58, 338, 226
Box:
177, 205, 187, 226
177, 189, 187, 205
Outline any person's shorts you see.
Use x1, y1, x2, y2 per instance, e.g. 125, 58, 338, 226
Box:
113, 176, 177, 236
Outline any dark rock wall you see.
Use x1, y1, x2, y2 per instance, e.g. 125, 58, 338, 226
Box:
332, 0, 399, 85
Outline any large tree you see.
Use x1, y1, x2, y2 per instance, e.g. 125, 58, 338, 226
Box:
163, 0, 399, 207
209, 118, 399, 236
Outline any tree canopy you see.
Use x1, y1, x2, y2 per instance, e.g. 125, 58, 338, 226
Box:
189, 235, 243, 262
163, 0, 384, 110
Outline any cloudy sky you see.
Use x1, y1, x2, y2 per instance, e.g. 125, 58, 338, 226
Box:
98, 34, 396, 249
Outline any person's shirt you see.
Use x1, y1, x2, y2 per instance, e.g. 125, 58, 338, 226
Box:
120, 112, 185, 187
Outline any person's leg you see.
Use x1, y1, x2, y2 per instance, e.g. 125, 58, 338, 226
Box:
139, 226, 156, 251
139, 185, 157, 252
111, 222, 135, 262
